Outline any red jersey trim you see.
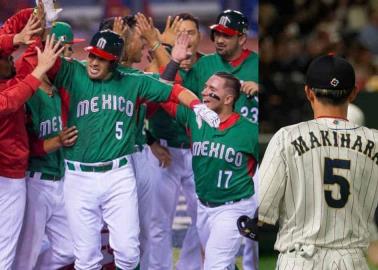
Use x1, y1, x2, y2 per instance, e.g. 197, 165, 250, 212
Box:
219, 112, 240, 131
229, 49, 251, 68
59, 87, 70, 127
247, 155, 257, 177
168, 84, 185, 104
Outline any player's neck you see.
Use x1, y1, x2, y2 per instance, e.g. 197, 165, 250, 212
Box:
218, 108, 234, 122
313, 102, 348, 120
223, 47, 243, 62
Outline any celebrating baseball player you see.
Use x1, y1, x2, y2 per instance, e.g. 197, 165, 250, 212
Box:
24, 21, 219, 269
13, 22, 85, 269
160, 71, 258, 269
0, 8, 65, 269
183, 9, 259, 124
146, 13, 203, 270
98, 15, 177, 269
258, 55, 378, 269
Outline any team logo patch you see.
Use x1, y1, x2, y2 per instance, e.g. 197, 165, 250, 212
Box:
97, 38, 107, 49
330, 78, 339, 87
219, 16, 231, 26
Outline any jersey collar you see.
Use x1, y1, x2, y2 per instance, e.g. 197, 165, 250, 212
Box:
219, 112, 240, 131
229, 49, 251, 68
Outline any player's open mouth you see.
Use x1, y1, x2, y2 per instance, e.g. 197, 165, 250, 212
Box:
88, 66, 100, 75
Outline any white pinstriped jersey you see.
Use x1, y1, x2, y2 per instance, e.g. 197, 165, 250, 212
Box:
259, 118, 378, 252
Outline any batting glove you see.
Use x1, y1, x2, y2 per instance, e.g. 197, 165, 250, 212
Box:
237, 215, 259, 241
36, 0, 63, 27
193, 103, 220, 128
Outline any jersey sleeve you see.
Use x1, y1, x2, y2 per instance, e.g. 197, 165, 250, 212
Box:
138, 76, 172, 102
0, 74, 40, 116
176, 104, 194, 127
53, 58, 76, 91
259, 128, 287, 225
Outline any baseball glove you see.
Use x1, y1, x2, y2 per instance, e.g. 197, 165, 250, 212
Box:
237, 215, 259, 241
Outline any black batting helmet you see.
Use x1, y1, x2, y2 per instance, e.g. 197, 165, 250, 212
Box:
84, 30, 124, 61
210, 10, 248, 41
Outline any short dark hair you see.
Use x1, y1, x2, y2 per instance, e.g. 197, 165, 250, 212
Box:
99, 15, 137, 32
310, 87, 352, 105
174, 13, 199, 30
214, 71, 241, 104
123, 15, 137, 28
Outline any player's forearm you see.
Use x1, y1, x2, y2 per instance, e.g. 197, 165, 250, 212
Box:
42, 136, 62, 153
151, 44, 171, 68
177, 87, 201, 109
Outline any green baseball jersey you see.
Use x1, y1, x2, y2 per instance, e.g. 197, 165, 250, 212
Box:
174, 105, 258, 203
117, 66, 160, 148
53, 58, 172, 163
147, 69, 200, 148
185, 51, 259, 123
26, 88, 64, 178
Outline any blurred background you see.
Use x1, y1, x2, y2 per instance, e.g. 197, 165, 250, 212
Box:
259, 0, 378, 269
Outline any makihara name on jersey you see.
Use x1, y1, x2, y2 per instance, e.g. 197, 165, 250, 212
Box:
76, 94, 135, 118
192, 141, 243, 167
291, 130, 378, 163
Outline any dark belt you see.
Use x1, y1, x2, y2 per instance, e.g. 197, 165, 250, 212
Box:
66, 157, 128, 173
199, 197, 243, 208
29, 171, 61, 181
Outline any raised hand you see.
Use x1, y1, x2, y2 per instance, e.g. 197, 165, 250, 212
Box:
161, 16, 183, 46
171, 32, 191, 63
241, 81, 259, 96
32, 34, 64, 79
113, 16, 128, 39
13, 15, 43, 45
135, 13, 160, 48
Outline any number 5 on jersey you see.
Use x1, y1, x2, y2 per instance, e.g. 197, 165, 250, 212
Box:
323, 158, 351, 208
116, 121, 123, 140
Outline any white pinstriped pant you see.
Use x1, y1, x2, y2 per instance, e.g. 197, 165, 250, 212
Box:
276, 247, 369, 270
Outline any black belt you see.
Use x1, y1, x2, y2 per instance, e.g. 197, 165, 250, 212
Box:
199, 198, 243, 208
29, 171, 61, 181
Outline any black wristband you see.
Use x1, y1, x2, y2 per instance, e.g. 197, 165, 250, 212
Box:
161, 59, 180, 82
145, 129, 157, 146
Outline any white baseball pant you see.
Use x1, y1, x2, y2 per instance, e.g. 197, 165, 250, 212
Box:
243, 167, 259, 270
0, 176, 25, 270
149, 146, 202, 270
13, 173, 74, 270
64, 156, 140, 270
131, 145, 153, 270
197, 196, 257, 270
276, 247, 369, 270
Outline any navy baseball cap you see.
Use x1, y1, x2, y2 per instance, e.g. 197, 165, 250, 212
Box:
306, 55, 355, 90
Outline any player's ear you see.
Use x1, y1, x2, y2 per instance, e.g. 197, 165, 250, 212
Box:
238, 34, 247, 47
223, 94, 235, 106
304, 85, 314, 103
348, 86, 358, 103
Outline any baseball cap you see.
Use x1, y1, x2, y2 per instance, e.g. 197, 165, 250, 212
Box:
51, 22, 85, 44
306, 55, 355, 90
210, 10, 248, 36
84, 30, 124, 61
